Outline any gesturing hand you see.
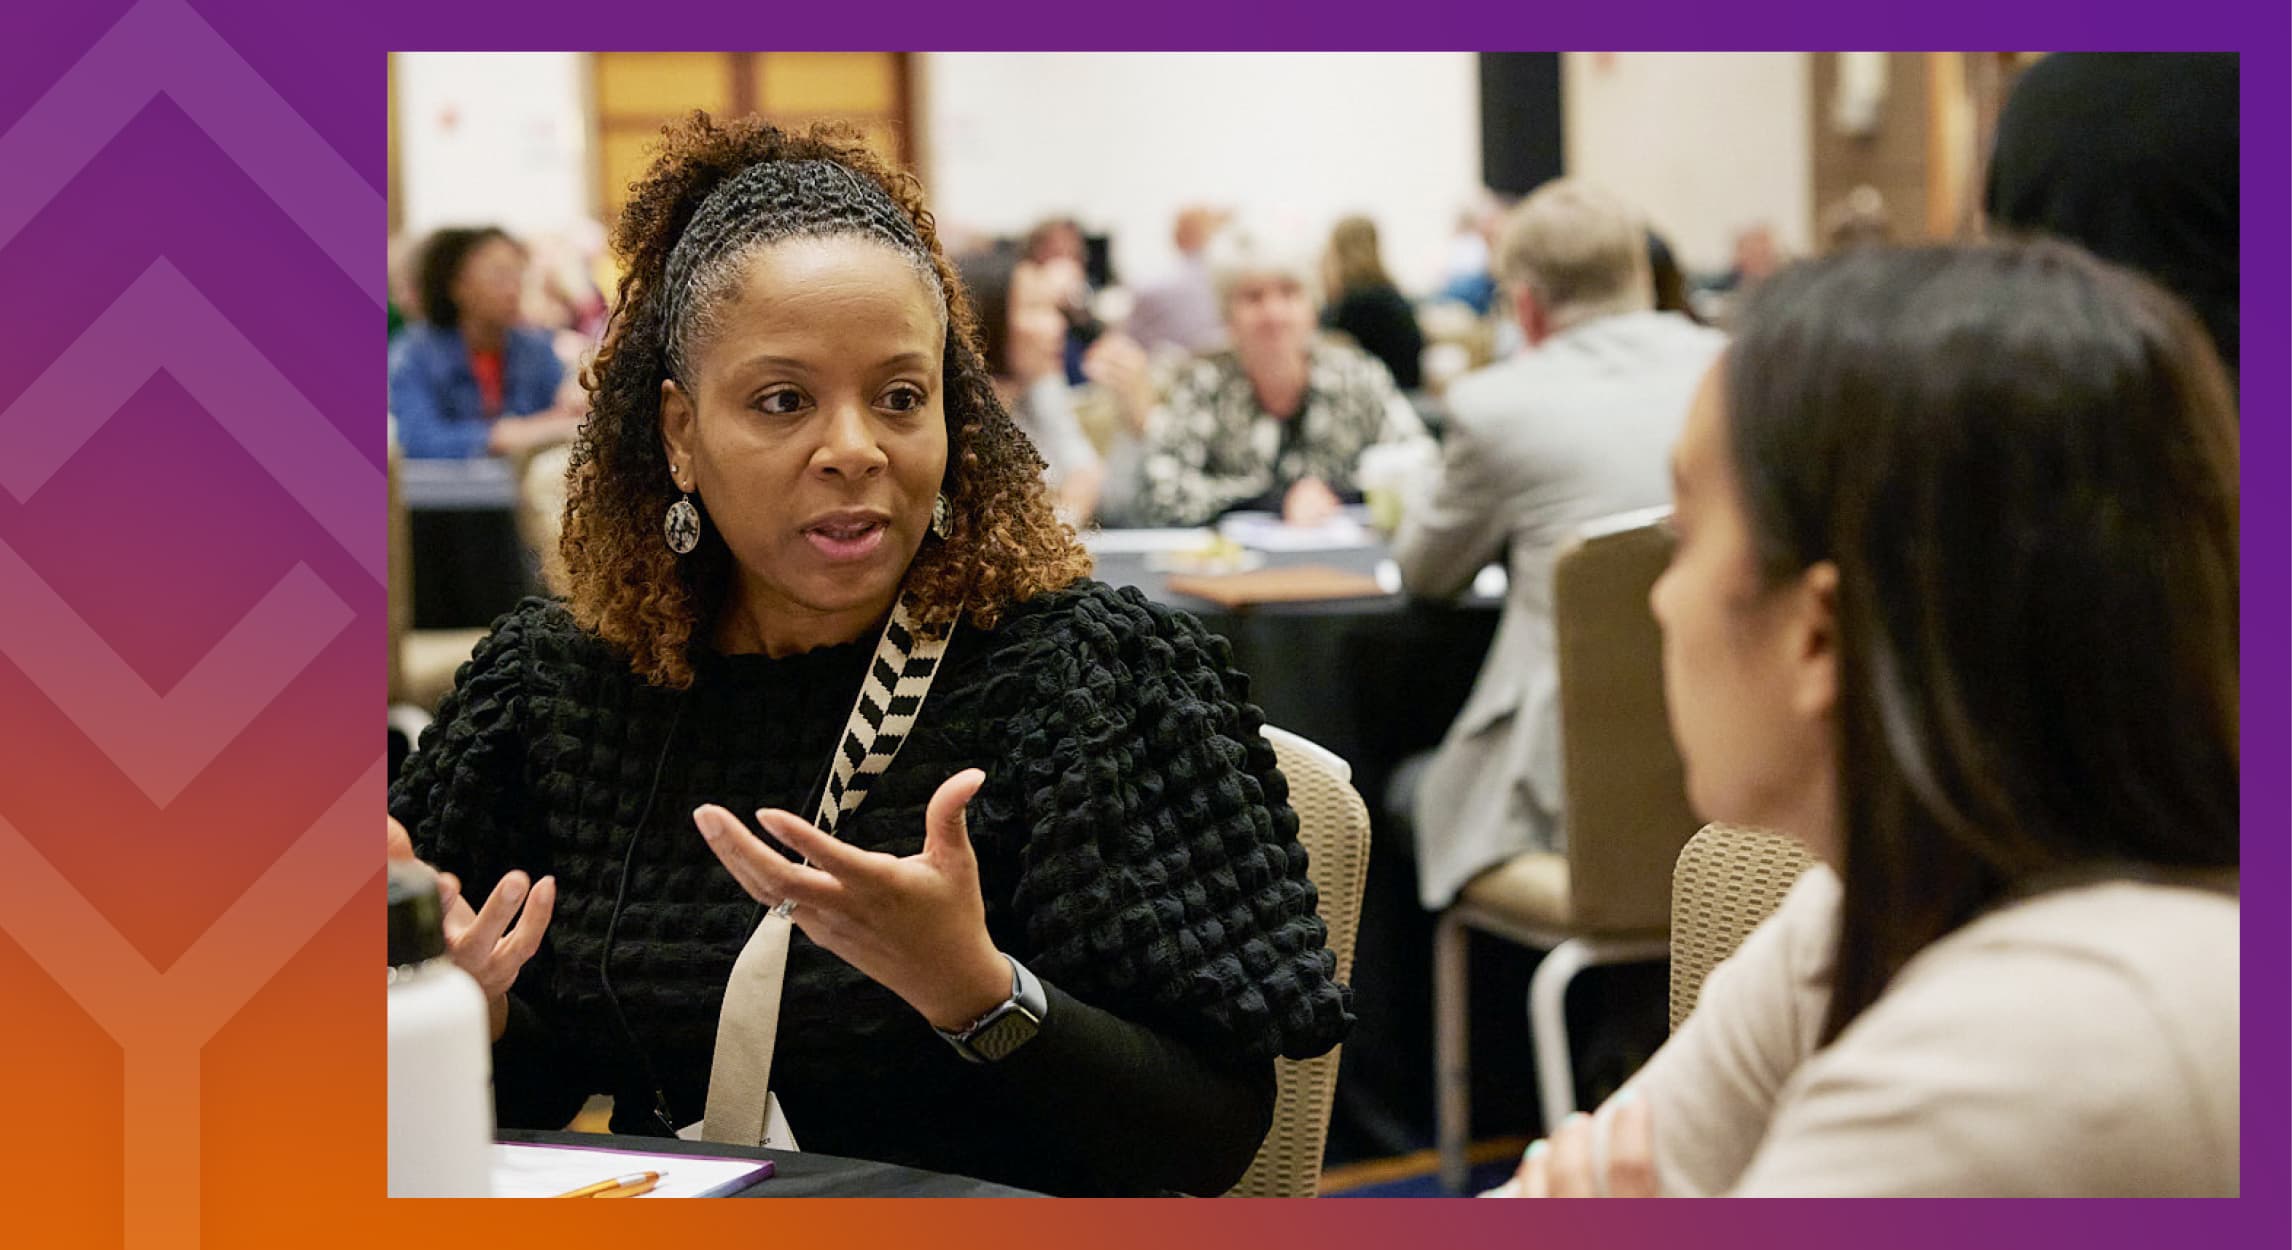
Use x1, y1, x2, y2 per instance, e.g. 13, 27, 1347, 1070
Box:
387, 816, 557, 1040
692, 769, 1013, 1033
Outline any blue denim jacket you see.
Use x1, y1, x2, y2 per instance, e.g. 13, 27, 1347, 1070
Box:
387, 324, 565, 458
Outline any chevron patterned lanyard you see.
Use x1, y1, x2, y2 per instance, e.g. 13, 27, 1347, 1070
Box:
779, 589, 950, 910
703, 589, 954, 1149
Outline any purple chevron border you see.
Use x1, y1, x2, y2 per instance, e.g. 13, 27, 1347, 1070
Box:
0, 1, 2279, 1247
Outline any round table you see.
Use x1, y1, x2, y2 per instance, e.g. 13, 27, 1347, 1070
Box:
1086, 542, 1499, 801
498, 1130, 1041, 1198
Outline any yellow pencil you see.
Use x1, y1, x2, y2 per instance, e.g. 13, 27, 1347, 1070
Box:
551, 1170, 662, 1198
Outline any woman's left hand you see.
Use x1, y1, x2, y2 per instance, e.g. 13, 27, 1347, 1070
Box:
1486, 1093, 1659, 1198
692, 768, 1014, 1032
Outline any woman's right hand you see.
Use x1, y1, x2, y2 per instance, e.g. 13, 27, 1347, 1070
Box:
387, 816, 557, 1040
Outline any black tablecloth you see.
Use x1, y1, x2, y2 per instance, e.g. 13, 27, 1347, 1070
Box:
497, 1130, 1040, 1198
410, 509, 542, 630
1087, 544, 1498, 803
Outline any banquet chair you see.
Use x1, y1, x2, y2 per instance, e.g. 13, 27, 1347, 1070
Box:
388, 447, 488, 715
1227, 725, 1372, 1198
1668, 823, 1815, 1030
511, 442, 574, 597
1433, 507, 1700, 1191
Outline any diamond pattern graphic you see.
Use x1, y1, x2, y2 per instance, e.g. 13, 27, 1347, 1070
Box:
0, 0, 378, 302
0, 1, 386, 1245
0, 258, 381, 585
0, 536, 350, 805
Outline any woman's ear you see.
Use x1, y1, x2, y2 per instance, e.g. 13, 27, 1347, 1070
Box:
660, 378, 696, 486
1789, 560, 1840, 721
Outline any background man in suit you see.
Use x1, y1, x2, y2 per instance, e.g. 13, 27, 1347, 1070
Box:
1395, 179, 1726, 909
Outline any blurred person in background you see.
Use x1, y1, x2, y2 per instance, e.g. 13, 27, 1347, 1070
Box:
1984, 52, 2237, 380
1127, 205, 1231, 358
1025, 215, 1102, 385
957, 250, 1107, 522
523, 221, 612, 343
1819, 185, 1893, 253
1493, 240, 2237, 1198
1134, 229, 1429, 528
1396, 180, 1726, 909
1717, 224, 1784, 292
1437, 196, 1503, 315
1322, 215, 1426, 390
1646, 229, 1704, 325
389, 225, 582, 458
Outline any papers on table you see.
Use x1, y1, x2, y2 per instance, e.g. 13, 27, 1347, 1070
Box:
1215, 511, 1375, 552
1080, 527, 1219, 554
490, 1141, 772, 1198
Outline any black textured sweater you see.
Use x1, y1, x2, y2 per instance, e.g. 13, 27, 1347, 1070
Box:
389, 581, 1353, 1196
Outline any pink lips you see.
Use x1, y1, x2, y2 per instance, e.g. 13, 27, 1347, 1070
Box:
803, 513, 890, 562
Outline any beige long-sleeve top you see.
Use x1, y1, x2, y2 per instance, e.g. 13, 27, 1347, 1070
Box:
1630, 866, 2239, 1196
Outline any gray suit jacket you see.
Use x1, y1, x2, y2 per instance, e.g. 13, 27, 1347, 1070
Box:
1393, 311, 1725, 908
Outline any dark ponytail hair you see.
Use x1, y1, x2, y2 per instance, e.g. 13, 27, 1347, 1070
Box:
1723, 240, 2239, 1044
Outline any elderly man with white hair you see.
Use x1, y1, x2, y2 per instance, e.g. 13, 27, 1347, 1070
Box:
1396, 179, 1727, 910
1130, 230, 1429, 528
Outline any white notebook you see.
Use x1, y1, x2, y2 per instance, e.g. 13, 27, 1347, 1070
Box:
490, 1141, 773, 1198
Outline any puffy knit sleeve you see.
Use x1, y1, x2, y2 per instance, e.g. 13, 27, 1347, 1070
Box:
388, 602, 598, 1130
978, 585, 1355, 1063
391, 606, 535, 887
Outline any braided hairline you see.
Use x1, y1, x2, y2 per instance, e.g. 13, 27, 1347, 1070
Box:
563, 116, 1092, 690
661, 159, 948, 382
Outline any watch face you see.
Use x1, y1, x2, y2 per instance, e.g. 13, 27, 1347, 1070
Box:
969, 1010, 1040, 1062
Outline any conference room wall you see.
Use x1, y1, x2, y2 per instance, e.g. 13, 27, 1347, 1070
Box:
389, 51, 1483, 293
919, 52, 1482, 294
394, 52, 592, 242
1563, 52, 1815, 272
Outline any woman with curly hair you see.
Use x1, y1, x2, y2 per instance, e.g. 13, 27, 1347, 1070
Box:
384, 115, 1351, 1196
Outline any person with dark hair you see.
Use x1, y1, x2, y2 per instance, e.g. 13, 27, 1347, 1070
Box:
1644, 229, 1703, 324
1321, 215, 1425, 389
387, 225, 577, 458
1023, 215, 1103, 385
384, 115, 1351, 1197
954, 250, 1105, 521
1490, 241, 2238, 1197
1985, 53, 2237, 376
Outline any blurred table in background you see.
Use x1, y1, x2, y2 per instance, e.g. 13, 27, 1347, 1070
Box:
1086, 538, 1498, 801
399, 457, 540, 630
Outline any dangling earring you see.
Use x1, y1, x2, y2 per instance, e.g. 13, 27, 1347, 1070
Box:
665, 471, 701, 554
931, 492, 951, 539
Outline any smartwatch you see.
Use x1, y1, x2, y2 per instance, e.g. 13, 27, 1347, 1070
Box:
935, 954, 1047, 1063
